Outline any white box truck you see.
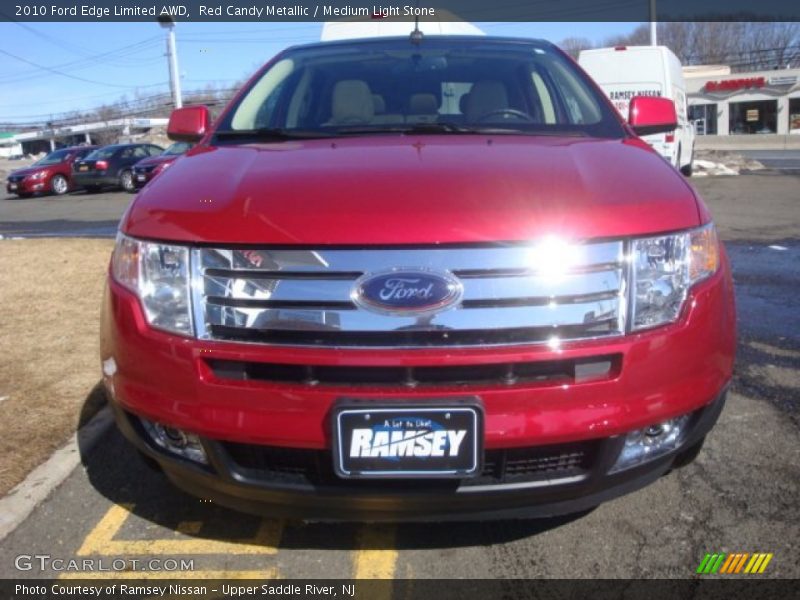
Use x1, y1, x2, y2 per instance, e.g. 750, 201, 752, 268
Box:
579, 45, 695, 176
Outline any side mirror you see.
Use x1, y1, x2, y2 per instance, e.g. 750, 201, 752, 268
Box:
167, 106, 210, 142
628, 96, 677, 136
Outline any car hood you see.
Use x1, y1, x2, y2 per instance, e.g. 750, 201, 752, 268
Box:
124, 135, 701, 245
134, 155, 177, 168
8, 165, 48, 178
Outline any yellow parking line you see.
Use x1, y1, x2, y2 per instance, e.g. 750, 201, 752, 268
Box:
59, 569, 278, 579
76, 504, 282, 556
176, 521, 204, 535
353, 524, 398, 579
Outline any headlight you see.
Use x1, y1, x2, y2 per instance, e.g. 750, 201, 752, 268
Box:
631, 223, 719, 331
30, 171, 47, 180
111, 234, 193, 336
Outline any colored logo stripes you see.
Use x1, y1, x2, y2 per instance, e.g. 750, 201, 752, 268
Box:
696, 552, 773, 574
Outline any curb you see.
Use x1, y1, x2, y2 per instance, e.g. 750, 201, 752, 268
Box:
0, 405, 115, 541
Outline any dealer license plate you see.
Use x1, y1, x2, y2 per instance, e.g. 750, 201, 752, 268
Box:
333, 402, 482, 478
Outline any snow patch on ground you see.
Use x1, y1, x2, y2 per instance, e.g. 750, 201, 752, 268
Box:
693, 159, 739, 176
691, 150, 765, 177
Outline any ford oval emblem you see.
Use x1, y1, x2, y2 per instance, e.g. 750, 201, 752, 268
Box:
352, 268, 464, 316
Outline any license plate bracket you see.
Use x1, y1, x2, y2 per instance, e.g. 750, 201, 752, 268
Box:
332, 398, 483, 479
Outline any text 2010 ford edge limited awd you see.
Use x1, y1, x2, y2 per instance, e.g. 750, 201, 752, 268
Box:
100, 36, 735, 520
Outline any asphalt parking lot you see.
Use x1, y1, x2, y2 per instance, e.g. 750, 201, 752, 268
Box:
741, 149, 800, 172
0, 167, 798, 580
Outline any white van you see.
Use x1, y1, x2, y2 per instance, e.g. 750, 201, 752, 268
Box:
579, 45, 695, 176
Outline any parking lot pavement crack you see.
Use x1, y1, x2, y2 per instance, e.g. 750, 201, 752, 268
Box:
675, 467, 726, 569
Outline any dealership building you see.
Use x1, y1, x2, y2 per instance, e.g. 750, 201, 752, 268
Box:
684, 65, 800, 136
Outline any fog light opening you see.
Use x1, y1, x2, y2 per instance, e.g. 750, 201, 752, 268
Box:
101, 357, 117, 400
163, 426, 188, 448
139, 418, 208, 464
645, 424, 662, 436
610, 414, 691, 473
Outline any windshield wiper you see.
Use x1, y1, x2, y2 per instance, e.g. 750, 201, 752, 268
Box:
404, 122, 473, 134
214, 128, 334, 141
332, 123, 585, 137
330, 122, 483, 136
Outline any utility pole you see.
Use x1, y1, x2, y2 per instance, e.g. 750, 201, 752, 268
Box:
650, 0, 657, 46
158, 16, 182, 108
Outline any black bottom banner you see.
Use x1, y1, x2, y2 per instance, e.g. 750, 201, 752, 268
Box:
2, 579, 794, 600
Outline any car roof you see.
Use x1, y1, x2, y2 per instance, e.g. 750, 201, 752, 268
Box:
284, 35, 554, 53
97, 143, 158, 150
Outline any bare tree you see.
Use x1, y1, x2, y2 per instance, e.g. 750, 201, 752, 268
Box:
605, 22, 800, 72
91, 104, 124, 145
604, 24, 649, 48
558, 37, 594, 59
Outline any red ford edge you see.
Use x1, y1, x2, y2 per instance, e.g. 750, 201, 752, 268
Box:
100, 36, 735, 521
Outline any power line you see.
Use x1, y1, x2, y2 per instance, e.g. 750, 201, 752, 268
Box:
0, 82, 172, 112
0, 86, 239, 125
0, 37, 162, 84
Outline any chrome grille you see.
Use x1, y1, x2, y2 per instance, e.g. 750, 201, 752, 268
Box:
191, 242, 627, 347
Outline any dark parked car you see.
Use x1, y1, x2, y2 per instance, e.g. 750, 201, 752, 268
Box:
131, 142, 192, 191
6, 146, 97, 198
73, 143, 164, 193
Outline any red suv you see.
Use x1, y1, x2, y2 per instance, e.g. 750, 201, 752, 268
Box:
6, 145, 97, 198
100, 36, 735, 520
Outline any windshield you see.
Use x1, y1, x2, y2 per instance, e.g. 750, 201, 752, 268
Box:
162, 142, 192, 156
35, 149, 71, 165
85, 146, 119, 160
217, 37, 623, 140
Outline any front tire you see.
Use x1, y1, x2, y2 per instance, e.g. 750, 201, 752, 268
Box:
50, 174, 69, 196
120, 170, 135, 193
680, 147, 694, 177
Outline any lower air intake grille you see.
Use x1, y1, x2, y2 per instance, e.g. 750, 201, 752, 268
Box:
220, 441, 598, 488
207, 355, 618, 388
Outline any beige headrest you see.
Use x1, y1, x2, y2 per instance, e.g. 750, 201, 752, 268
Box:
409, 93, 438, 115
465, 81, 509, 121
330, 80, 374, 124
459, 93, 470, 114
372, 94, 386, 114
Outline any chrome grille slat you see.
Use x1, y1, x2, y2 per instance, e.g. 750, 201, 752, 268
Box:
201, 270, 621, 305
199, 243, 623, 273
192, 242, 627, 348
203, 275, 355, 303
202, 299, 619, 331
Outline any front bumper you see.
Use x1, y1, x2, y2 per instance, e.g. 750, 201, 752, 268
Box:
132, 170, 155, 189
6, 178, 46, 195
110, 389, 726, 520
101, 252, 736, 519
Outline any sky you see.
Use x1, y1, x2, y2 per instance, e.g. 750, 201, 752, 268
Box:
0, 21, 638, 125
